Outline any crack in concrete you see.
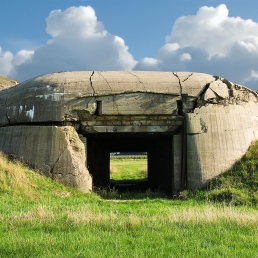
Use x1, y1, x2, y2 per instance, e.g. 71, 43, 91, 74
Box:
172, 72, 182, 96
172, 72, 194, 96
197, 76, 219, 99
219, 77, 232, 89
50, 149, 67, 179
173, 72, 198, 114
98, 72, 119, 114
208, 86, 224, 101
86, 71, 99, 115
217, 77, 235, 98
127, 71, 147, 92
89, 71, 96, 96
236, 84, 258, 97
217, 77, 258, 99
182, 73, 194, 83
98, 72, 113, 93
196, 83, 212, 102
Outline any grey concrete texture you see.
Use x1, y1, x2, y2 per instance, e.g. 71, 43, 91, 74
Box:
186, 101, 258, 189
185, 78, 258, 189
0, 71, 220, 126
0, 125, 92, 192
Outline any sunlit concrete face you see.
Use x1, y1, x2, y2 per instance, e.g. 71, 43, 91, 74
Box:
0, 71, 258, 193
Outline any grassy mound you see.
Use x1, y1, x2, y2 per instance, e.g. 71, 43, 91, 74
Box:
182, 141, 258, 205
0, 152, 89, 202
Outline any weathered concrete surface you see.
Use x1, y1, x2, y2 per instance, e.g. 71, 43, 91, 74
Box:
187, 90, 258, 189
0, 71, 200, 127
0, 76, 18, 91
80, 115, 183, 133
1, 71, 258, 193
0, 125, 92, 192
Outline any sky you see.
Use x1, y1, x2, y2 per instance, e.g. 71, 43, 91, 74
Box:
0, 0, 258, 89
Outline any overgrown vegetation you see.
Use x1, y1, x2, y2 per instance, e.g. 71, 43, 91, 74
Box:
181, 141, 258, 205
1, 144, 258, 257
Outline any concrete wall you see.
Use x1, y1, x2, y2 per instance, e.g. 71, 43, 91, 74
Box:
186, 101, 258, 189
0, 125, 92, 192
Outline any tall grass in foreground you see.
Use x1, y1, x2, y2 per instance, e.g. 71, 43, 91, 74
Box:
0, 150, 258, 257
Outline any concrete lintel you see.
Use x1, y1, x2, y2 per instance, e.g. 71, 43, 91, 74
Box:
80, 125, 181, 134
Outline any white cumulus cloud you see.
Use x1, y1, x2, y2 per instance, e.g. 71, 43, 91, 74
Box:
180, 53, 192, 62
134, 4, 258, 89
11, 50, 34, 66
166, 4, 258, 57
2, 4, 258, 90
134, 57, 160, 71
0, 47, 13, 76
8, 6, 136, 82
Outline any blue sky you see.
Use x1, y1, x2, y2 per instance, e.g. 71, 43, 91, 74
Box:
0, 0, 258, 89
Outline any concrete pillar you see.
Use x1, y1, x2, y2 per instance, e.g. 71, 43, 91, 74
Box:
173, 134, 182, 194
148, 137, 173, 193
87, 137, 110, 188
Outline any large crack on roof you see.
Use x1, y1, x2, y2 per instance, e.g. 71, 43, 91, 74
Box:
127, 71, 147, 92
89, 71, 98, 104
182, 73, 194, 83
83, 71, 98, 115
98, 71, 113, 93
220, 77, 258, 98
194, 77, 219, 109
98, 72, 119, 114
172, 72, 183, 96
89, 71, 96, 95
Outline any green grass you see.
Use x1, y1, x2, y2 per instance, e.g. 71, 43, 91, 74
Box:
110, 156, 147, 183
0, 147, 258, 257
181, 140, 258, 206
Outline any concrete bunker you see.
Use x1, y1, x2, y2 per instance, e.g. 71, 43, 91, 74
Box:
0, 71, 258, 193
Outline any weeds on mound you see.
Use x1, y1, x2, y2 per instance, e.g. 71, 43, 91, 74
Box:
180, 140, 258, 206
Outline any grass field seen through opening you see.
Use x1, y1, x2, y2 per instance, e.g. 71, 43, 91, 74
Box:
110, 155, 147, 184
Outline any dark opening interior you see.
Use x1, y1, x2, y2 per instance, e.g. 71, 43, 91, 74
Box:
86, 133, 174, 193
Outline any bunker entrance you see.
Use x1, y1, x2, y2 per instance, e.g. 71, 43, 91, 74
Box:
87, 133, 174, 193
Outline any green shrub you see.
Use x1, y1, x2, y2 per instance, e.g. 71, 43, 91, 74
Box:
207, 188, 251, 205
